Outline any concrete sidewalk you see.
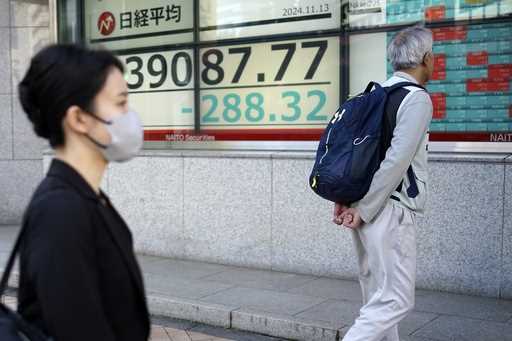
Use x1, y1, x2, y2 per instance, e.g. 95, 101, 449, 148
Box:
1, 226, 512, 341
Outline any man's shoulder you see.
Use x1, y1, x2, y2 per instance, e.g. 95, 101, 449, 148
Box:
403, 87, 432, 106
397, 87, 433, 121
382, 76, 431, 105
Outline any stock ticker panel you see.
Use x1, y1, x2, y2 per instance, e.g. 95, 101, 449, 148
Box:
387, 0, 511, 24
388, 22, 512, 137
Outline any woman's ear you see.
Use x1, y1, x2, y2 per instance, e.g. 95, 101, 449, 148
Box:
63, 106, 92, 135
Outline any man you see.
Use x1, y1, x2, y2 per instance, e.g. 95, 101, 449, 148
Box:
335, 26, 434, 341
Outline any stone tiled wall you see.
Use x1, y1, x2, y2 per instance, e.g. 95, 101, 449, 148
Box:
45, 150, 508, 299
503, 156, 512, 298
0, 0, 50, 224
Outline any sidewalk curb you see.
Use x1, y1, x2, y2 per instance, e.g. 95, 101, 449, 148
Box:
147, 294, 234, 329
147, 293, 342, 341
232, 308, 341, 341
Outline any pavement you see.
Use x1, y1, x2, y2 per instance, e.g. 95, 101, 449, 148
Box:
1, 295, 284, 341
1, 225, 512, 341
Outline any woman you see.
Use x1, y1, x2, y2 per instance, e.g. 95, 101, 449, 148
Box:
16, 44, 150, 340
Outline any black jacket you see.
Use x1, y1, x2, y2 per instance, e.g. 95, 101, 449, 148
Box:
17, 159, 150, 341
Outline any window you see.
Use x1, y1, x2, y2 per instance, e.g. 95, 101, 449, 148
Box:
56, 0, 512, 151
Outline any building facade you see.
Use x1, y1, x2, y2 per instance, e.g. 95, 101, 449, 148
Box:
1, 0, 512, 298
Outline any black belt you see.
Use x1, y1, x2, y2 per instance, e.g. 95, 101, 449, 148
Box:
391, 195, 400, 202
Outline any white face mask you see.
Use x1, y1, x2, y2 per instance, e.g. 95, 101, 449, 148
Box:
86, 110, 143, 162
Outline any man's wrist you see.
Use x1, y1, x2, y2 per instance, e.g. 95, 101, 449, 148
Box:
352, 205, 369, 224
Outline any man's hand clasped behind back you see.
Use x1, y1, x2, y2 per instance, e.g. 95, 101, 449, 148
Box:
333, 203, 363, 229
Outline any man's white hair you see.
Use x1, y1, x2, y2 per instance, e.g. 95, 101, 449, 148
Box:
387, 26, 433, 71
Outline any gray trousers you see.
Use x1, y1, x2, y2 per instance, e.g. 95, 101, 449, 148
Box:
343, 201, 417, 341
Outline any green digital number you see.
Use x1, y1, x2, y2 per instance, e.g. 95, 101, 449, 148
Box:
306, 90, 327, 121
202, 89, 327, 125
202, 95, 219, 123
223, 93, 242, 123
245, 93, 265, 122
281, 91, 301, 121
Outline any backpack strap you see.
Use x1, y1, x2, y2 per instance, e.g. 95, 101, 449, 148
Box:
381, 81, 426, 198
385, 81, 426, 94
363, 81, 382, 93
0, 213, 29, 296
0, 223, 26, 296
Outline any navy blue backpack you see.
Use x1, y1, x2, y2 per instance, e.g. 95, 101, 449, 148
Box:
309, 81, 425, 204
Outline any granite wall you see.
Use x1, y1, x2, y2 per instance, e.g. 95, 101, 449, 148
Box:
44, 150, 511, 299
0, 0, 49, 224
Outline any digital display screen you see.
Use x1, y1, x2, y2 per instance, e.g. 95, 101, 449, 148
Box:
82, 0, 511, 145
348, 0, 512, 28
387, 22, 511, 142
132, 37, 340, 142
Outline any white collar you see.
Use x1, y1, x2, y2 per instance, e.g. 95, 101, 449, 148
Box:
393, 71, 420, 84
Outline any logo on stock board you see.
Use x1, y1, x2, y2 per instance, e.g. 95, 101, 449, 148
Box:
98, 12, 116, 36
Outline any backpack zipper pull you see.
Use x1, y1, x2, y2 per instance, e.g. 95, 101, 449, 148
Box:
311, 174, 318, 189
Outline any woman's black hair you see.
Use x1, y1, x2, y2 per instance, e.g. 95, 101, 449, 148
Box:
18, 44, 125, 148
